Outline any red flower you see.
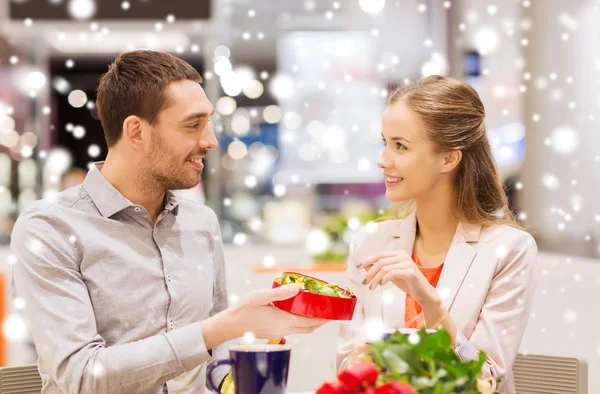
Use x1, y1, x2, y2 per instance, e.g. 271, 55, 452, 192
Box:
317, 362, 415, 394
375, 382, 415, 394
316, 381, 351, 394
338, 363, 379, 389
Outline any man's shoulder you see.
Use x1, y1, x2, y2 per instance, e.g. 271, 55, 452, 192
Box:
18, 186, 89, 223
11, 188, 89, 256
175, 196, 219, 228
23, 185, 88, 212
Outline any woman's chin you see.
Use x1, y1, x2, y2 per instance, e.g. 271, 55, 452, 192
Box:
385, 190, 409, 203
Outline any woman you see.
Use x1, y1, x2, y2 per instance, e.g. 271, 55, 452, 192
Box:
337, 75, 537, 394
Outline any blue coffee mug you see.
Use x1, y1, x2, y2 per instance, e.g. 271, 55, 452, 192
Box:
207, 344, 291, 394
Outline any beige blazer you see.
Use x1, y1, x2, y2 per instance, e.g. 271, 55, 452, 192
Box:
337, 210, 537, 394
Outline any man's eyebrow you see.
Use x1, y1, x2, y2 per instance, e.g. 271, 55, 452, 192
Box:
180, 109, 215, 122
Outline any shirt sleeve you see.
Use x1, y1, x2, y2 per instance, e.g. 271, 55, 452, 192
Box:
205, 214, 238, 389
454, 329, 480, 361
11, 209, 213, 394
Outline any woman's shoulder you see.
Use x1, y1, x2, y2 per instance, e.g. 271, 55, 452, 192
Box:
480, 223, 535, 243
478, 223, 538, 260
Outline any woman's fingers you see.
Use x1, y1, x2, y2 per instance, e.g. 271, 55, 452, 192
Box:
358, 251, 398, 269
363, 257, 413, 285
370, 265, 413, 290
380, 269, 410, 287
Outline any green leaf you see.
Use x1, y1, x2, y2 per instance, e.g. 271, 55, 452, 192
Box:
369, 342, 391, 372
436, 380, 460, 394
382, 347, 411, 374
411, 375, 437, 387
390, 344, 425, 375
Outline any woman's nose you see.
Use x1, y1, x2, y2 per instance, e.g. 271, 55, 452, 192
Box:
377, 153, 390, 169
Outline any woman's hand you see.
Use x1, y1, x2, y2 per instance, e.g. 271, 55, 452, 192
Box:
347, 341, 372, 366
358, 251, 440, 307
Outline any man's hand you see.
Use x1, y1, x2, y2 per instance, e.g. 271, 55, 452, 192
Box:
230, 284, 329, 339
202, 284, 330, 348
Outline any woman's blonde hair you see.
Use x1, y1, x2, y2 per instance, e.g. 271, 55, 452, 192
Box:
387, 75, 520, 228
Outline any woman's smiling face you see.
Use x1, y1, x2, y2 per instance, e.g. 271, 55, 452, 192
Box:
378, 101, 448, 203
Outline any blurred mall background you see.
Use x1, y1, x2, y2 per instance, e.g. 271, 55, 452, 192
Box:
0, 0, 599, 392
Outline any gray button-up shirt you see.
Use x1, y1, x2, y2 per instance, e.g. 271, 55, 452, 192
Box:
10, 163, 234, 394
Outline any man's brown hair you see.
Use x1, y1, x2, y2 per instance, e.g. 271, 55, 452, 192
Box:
96, 50, 202, 147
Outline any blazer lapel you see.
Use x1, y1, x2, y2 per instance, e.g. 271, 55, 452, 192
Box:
390, 209, 418, 251
381, 211, 417, 329
374, 212, 482, 329
436, 221, 482, 311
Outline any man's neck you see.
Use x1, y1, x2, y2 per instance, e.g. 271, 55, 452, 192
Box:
100, 151, 165, 222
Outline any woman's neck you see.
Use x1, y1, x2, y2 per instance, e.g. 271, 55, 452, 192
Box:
414, 185, 460, 255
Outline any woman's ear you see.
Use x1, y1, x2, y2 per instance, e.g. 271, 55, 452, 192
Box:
441, 150, 462, 173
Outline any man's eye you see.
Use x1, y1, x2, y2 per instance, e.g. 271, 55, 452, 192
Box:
188, 124, 199, 128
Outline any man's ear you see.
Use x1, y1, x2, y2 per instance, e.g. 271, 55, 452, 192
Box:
122, 115, 145, 150
441, 150, 462, 173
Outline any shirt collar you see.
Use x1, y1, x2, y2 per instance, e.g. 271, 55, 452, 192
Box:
83, 162, 180, 218
164, 190, 180, 216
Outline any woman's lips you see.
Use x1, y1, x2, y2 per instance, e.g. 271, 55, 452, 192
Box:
385, 176, 403, 187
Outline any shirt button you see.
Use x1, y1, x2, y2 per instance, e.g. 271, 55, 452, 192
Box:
134, 207, 141, 212
166, 274, 172, 281
169, 321, 174, 329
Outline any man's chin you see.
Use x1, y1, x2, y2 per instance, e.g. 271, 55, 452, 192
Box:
172, 180, 200, 191
159, 174, 200, 191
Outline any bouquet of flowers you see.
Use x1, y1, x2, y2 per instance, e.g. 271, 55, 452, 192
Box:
316, 329, 500, 394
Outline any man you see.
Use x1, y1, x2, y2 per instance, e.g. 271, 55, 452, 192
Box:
10, 50, 325, 394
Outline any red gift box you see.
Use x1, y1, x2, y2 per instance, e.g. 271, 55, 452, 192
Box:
272, 272, 357, 320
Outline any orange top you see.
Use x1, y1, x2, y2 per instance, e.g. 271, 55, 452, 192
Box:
404, 252, 444, 329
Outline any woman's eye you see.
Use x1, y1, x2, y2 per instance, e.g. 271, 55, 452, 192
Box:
396, 142, 406, 150
382, 138, 387, 146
